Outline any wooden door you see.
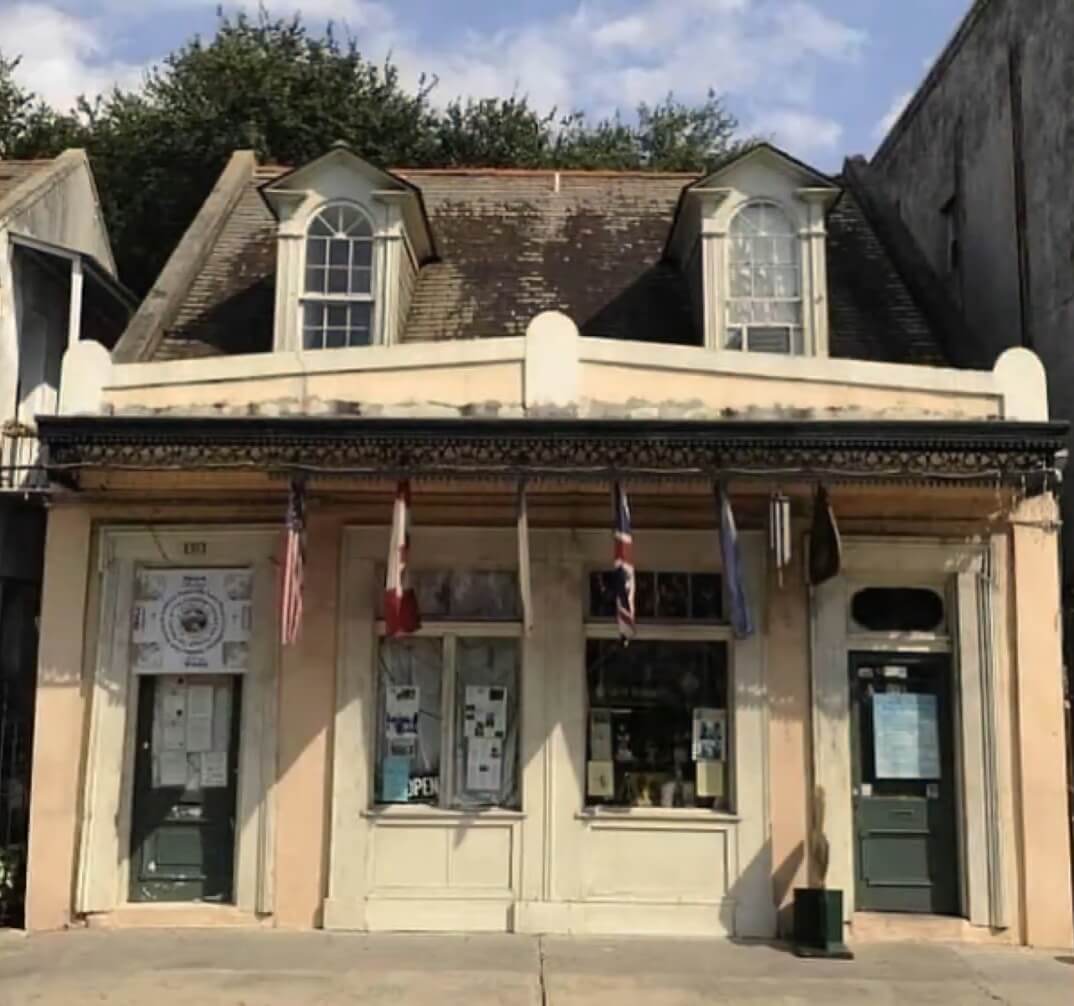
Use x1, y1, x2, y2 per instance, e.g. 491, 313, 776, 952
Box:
129, 674, 241, 903
850, 653, 960, 915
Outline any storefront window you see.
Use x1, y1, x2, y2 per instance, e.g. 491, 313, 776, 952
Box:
585, 639, 730, 811
374, 570, 521, 810
589, 571, 722, 621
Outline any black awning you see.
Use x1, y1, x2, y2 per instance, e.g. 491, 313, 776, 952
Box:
36, 414, 1068, 487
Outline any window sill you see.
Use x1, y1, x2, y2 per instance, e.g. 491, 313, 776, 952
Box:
576, 807, 740, 825
363, 805, 524, 822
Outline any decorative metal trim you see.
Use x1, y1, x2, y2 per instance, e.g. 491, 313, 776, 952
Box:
38, 416, 1067, 487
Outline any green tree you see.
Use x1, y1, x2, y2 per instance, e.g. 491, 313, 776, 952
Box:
0, 55, 81, 159
2, 10, 747, 293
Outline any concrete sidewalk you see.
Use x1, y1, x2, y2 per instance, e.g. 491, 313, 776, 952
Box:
0, 928, 1071, 1005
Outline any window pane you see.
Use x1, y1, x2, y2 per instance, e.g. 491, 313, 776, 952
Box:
635, 571, 656, 618
586, 640, 729, 810
772, 267, 799, 298
306, 238, 327, 266
303, 302, 324, 329
690, 573, 723, 620
303, 328, 324, 350
353, 240, 373, 267
328, 240, 349, 266
730, 266, 751, 298
350, 267, 372, 294
304, 267, 325, 294
327, 267, 349, 294
325, 329, 347, 349
453, 638, 520, 809
773, 237, 796, 264
770, 300, 802, 324
391, 570, 520, 621
308, 214, 333, 237
326, 304, 347, 328
725, 326, 744, 350
655, 573, 689, 618
375, 638, 443, 804
752, 264, 775, 297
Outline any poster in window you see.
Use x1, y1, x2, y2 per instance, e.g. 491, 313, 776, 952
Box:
587, 760, 615, 798
131, 568, 252, 674
589, 711, 613, 761
464, 685, 507, 739
466, 737, 503, 791
873, 692, 941, 779
385, 685, 420, 740
692, 708, 726, 762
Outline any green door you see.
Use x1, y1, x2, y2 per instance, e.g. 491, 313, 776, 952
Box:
850, 653, 960, 915
129, 674, 241, 903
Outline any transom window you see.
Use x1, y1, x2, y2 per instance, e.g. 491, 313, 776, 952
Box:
302, 203, 374, 350
726, 202, 803, 355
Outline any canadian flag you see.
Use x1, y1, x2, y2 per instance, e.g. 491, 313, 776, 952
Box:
384, 480, 421, 637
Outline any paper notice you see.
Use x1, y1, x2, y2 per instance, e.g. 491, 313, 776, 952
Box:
212, 683, 231, 752
587, 760, 615, 798
692, 708, 726, 762
386, 685, 420, 740
381, 755, 411, 802
466, 738, 503, 792
464, 686, 507, 740
158, 750, 190, 788
162, 721, 186, 752
162, 684, 185, 722
185, 684, 214, 753
589, 711, 613, 762
200, 751, 228, 788
696, 759, 725, 799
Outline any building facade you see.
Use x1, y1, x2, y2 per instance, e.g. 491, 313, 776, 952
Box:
23, 143, 1074, 948
866, 0, 1074, 920
0, 151, 130, 923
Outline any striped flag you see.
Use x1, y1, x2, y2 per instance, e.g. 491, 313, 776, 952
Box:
280, 478, 305, 647
613, 482, 636, 643
718, 485, 754, 640
384, 480, 421, 637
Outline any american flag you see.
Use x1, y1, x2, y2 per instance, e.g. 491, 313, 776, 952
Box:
280, 478, 305, 647
613, 482, 636, 642
384, 480, 421, 637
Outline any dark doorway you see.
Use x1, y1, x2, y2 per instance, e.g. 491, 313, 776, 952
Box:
849, 652, 960, 915
129, 674, 241, 903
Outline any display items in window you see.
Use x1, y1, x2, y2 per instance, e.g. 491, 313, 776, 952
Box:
586, 640, 729, 810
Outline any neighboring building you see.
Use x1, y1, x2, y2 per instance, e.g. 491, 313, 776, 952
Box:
0, 151, 132, 924
23, 142, 1074, 949
866, 0, 1074, 922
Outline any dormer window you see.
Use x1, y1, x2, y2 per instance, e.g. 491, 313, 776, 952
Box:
301, 203, 375, 349
725, 202, 802, 354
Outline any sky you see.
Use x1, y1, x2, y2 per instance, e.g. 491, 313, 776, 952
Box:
2, 0, 973, 170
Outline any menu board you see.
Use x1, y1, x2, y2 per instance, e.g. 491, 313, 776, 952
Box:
873, 693, 941, 780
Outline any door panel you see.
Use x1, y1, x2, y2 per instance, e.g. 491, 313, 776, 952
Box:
129, 674, 241, 903
850, 654, 959, 915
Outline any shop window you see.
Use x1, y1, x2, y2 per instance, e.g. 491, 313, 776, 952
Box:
375, 636, 520, 809
376, 570, 520, 621
850, 587, 945, 633
585, 639, 730, 811
589, 571, 722, 622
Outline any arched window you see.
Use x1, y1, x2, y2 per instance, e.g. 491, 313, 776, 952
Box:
726, 202, 802, 354
302, 203, 374, 349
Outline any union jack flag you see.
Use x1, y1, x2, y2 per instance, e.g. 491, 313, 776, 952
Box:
613, 482, 636, 642
280, 478, 305, 647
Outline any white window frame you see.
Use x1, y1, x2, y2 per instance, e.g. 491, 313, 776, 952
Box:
298, 200, 378, 351
372, 602, 524, 812
724, 200, 804, 356
582, 567, 736, 814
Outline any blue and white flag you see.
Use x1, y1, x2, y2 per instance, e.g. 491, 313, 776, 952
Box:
612, 482, 636, 643
718, 485, 754, 640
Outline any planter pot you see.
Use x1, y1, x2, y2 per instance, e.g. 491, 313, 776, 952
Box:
792, 887, 853, 959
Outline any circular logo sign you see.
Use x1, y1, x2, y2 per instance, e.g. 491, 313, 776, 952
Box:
160, 587, 226, 656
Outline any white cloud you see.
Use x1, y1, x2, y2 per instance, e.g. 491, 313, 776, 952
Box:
874, 90, 912, 139
4, 2, 146, 111
750, 109, 843, 155
3, 0, 868, 162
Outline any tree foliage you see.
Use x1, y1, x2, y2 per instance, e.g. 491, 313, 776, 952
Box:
1, 11, 748, 293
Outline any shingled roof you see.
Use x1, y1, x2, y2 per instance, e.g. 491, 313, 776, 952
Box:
127, 154, 956, 367
0, 158, 55, 215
